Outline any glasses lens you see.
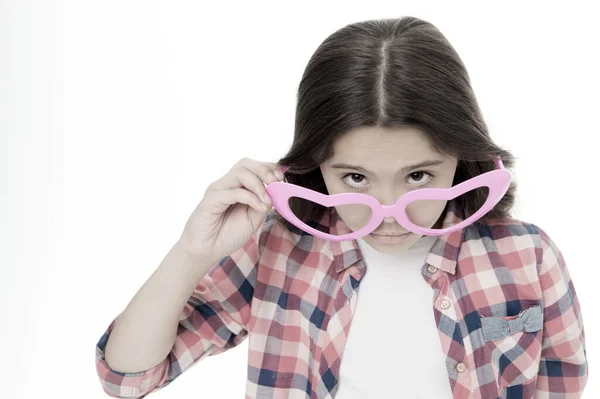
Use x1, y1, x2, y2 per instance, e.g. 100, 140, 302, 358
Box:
288, 197, 373, 235
407, 186, 488, 228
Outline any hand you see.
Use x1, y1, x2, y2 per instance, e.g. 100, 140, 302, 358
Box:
178, 158, 284, 263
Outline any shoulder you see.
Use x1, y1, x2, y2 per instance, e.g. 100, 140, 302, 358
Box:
260, 209, 320, 247
468, 215, 540, 239
257, 209, 333, 268
468, 215, 557, 261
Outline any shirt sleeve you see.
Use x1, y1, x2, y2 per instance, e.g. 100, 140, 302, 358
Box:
533, 224, 589, 398
95, 219, 268, 398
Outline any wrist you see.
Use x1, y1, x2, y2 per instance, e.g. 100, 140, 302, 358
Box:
174, 239, 216, 266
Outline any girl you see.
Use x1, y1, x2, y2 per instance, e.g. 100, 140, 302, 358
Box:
96, 16, 588, 399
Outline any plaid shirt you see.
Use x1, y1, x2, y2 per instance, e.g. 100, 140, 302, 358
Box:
96, 199, 588, 398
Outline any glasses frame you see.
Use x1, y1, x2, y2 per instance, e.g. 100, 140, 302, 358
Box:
265, 155, 512, 242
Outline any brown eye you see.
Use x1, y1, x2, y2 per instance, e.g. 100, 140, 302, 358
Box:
350, 174, 363, 183
342, 173, 367, 189
410, 172, 426, 181
407, 171, 433, 186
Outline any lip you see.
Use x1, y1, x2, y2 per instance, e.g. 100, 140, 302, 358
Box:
370, 232, 411, 243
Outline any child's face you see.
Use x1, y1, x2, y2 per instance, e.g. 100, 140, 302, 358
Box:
319, 125, 458, 254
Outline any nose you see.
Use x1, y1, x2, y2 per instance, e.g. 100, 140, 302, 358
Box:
373, 188, 403, 219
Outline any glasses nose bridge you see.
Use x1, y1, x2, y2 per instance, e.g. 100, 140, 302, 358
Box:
380, 203, 397, 218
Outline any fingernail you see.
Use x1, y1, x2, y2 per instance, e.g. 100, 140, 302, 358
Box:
275, 170, 284, 180
267, 172, 276, 182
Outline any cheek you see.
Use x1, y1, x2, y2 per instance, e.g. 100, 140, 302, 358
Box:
335, 204, 373, 229
406, 200, 447, 228
324, 177, 345, 195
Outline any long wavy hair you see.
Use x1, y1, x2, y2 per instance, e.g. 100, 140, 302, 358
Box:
274, 16, 518, 231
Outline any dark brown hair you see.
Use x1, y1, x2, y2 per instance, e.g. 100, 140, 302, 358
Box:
274, 16, 518, 230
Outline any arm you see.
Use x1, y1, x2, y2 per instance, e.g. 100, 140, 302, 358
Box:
533, 224, 588, 398
95, 227, 263, 398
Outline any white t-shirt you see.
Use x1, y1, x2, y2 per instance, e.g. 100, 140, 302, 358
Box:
335, 234, 453, 398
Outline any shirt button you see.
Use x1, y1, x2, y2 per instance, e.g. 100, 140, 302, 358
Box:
440, 299, 451, 309
456, 362, 466, 373
427, 265, 437, 274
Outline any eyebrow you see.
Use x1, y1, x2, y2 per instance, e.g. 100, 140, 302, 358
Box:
330, 159, 445, 174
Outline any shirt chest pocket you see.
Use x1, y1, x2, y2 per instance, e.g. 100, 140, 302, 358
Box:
480, 304, 544, 389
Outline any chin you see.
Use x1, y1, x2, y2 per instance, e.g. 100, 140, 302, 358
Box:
371, 243, 408, 254
368, 233, 424, 250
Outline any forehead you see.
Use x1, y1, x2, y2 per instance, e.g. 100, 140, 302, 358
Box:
330, 125, 439, 161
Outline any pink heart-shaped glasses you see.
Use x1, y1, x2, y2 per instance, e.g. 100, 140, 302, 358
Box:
265, 155, 511, 242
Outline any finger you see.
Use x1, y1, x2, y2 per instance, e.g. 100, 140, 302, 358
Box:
211, 160, 278, 199
239, 158, 283, 184
208, 188, 269, 215
207, 158, 256, 192
215, 166, 272, 207
253, 161, 285, 179
267, 163, 285, 180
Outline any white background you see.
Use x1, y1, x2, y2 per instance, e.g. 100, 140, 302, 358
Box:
1, 1, 598, 398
